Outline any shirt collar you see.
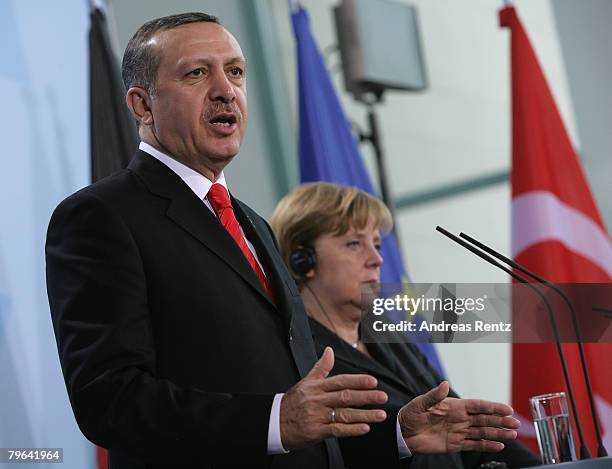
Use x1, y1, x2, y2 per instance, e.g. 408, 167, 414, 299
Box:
139, 141, 228, 200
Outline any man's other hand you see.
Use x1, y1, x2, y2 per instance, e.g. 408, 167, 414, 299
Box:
399, 381, 520, 454
280, 347, 388, 450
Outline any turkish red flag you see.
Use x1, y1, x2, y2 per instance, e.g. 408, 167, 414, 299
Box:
500, 5, 612, 458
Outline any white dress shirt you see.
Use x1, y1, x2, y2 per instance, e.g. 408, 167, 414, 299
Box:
139, 142, 410, 458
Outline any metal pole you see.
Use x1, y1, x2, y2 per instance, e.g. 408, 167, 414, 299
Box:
366, 104, 403, 252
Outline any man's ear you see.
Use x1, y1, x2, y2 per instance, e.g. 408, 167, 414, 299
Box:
126, 87, 153, 125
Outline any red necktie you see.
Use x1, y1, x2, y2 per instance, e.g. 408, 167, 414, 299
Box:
207, 183, 274, 301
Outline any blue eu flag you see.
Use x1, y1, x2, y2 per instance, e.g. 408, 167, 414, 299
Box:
291, 5, 444, 374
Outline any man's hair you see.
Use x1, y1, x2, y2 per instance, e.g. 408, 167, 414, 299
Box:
121, 12, 220, 95
270, 182, 393, 285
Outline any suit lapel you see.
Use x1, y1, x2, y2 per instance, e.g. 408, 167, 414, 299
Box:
310, 318, 421, 397
337, 342, 418, 397
361, 316, 442, 395
128, 151, 274, 308
233, 199, 294, 322
363, 341, 426, 397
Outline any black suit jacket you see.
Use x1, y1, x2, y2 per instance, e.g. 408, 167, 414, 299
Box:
45, 151, 400, 469
309, 317, 541, 469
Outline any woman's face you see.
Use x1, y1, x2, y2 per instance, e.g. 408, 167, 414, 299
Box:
306, 222, 384, 313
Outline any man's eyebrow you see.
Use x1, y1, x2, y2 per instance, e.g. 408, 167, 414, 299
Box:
226, 57, 247, 68
177, 56, 246, 68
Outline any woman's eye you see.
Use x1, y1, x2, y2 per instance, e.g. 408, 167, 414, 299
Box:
347, 240, 360, 248
375, 244, 382, 251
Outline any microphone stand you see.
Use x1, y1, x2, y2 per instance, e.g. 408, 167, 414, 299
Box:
435, 226, 591, 459
458, 231, 607, 458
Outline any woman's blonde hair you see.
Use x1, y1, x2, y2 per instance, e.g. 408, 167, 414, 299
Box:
270, 182, 392, 283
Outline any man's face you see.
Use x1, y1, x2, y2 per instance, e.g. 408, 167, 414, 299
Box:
146, 22, 248, 176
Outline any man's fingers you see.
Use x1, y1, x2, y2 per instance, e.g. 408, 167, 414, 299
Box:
465, 399, 514, 417
470, 414, 520, 429
320, 373, 380, 392
466, 426, 518, 441
419, 381, 450, 410
325, 423, 371, 439
331, 408, 387, 425
461, 439, 505, 452
500, 416, 520, 429
321, 388, 388, 407
305, 347, 335, 381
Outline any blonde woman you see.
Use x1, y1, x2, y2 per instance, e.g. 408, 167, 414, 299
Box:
271, 182, 539, 469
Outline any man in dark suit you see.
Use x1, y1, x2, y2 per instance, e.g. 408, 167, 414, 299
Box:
46, 12, 520, 469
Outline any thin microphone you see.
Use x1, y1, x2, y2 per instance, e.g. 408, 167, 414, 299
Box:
435, 226, 591, 460
458, 231, 607, 458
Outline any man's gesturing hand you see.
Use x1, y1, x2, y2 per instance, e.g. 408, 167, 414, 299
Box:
399, 381, 520, 454
280, 347, 388, 450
